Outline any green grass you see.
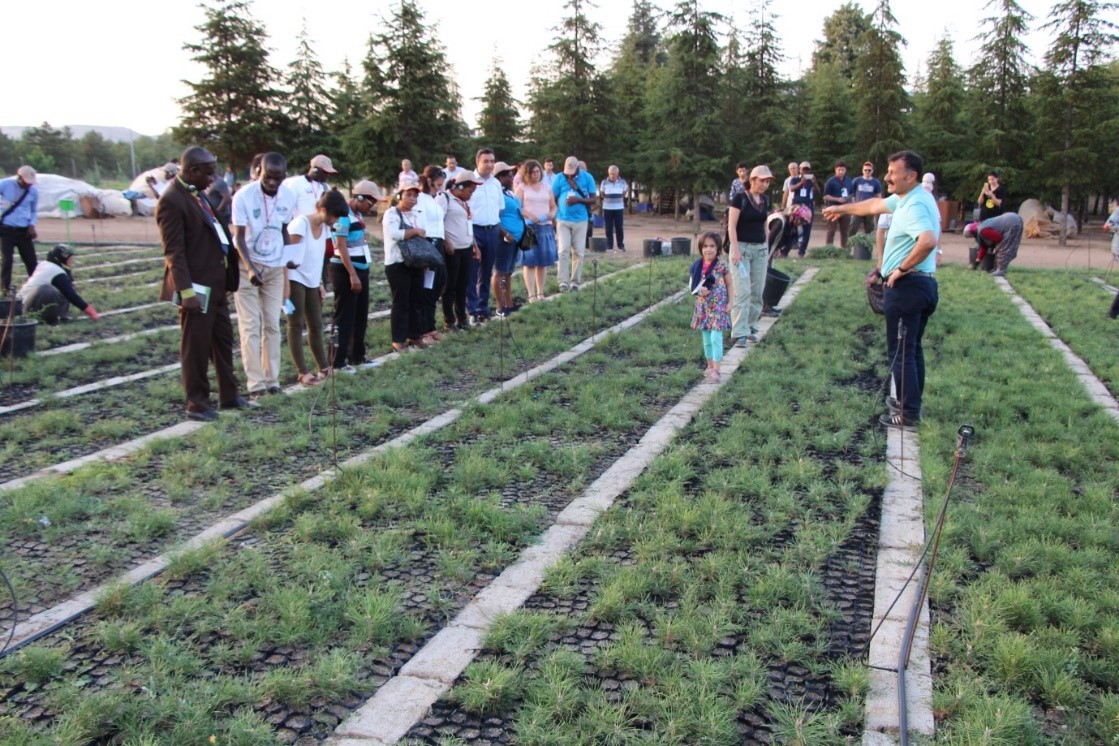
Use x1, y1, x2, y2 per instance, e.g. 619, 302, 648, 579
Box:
0, 271, 704, 740
423, 262, 885, 743
920, 266, 1119, 743
1007, 268, 1119, 392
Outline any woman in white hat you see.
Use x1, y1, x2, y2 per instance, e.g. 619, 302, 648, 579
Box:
727, 165, 775, 345
329, 180, 382, 370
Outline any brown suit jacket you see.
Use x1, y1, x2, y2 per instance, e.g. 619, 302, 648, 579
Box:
157, 179, 239, 302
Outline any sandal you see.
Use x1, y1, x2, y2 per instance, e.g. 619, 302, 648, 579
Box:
879, 412, 919, 431
408, 338, 429, 349
298, 372, 320, 386
391, 342, 409, 353
316, 368, 332, 381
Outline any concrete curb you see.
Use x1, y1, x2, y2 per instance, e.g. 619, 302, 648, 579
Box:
862, 426, 934, 744
996, 277, 1119, 424
327, 268, 820, 745
1090, 276, 1118, 294
0, 274, 680, 654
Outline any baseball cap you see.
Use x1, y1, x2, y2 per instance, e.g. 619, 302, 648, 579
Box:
352, 180, 386, 200
750, 165, 774, 180
451, 171, 483, 187
563, 156, 579, 176
310, 154, 338, 173
17, 165, 37, 185
798, 161, 812, 170
396, 174, 421, 194
493, 161, 517, 176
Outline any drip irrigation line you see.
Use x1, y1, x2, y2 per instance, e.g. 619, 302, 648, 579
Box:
0, 285, 690, 659
591, 259, 599, 341
0, 563, 16, 655
897, 424, 973, 746
854, 425, 974, 688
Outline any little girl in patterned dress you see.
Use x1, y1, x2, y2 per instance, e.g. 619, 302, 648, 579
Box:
689, 231, 733, 382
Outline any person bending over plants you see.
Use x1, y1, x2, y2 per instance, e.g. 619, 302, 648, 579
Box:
689, 231, 733, 383
18, 244, 101, 325
285, 189, 350, 384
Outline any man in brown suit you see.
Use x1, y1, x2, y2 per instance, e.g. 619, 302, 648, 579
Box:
157, 146, 253, 421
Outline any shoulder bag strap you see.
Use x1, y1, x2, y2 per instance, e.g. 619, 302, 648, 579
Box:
1, 186, 31, 224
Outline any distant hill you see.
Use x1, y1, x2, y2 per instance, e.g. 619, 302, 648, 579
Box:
1, 125, 152, 142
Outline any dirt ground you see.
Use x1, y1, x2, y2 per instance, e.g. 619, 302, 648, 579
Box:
34, 212, 1119, 271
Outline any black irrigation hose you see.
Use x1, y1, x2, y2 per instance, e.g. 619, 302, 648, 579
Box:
897, 424, 973, 746
0, 563, 17, 655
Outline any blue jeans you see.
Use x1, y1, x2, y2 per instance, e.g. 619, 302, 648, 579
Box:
883, 275, 938, 420
797, 219, 813, 256
468, 224, 500, 316
603, 209, 624, 250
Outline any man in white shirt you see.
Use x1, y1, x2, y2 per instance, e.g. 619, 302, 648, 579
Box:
542, 158, 557, 189
443, 155, 468, 184
282, 154, 337, 219
232, 152, 297, 396
399, 159, 418, 182
466, 148, 502, 322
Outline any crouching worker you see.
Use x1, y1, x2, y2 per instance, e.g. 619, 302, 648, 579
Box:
18, 244, 100, 324
963, 213, 1023, 278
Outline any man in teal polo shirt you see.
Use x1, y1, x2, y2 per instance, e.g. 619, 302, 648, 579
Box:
822, 150, 938, 430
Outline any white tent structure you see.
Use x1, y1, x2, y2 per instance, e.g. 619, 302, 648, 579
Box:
32, 174, 132, 218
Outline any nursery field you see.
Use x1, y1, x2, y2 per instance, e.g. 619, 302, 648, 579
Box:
0, 247, 1116, 745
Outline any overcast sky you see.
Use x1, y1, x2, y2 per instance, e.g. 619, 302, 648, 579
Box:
12, 0, 1062, 137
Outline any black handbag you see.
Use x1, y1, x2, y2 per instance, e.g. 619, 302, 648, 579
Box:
867, 281, 885, 315
518, 221, 538, 251
395, 208, 444, 269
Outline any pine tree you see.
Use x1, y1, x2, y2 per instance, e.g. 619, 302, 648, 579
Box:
741, 0, 787, 168
1036, 0, 1119, 243
174, 0, 285, 173
851, 0, 910, 165
607, 0, 665, 184
526, 0, 613, 166
327, 59, 364, 183
643, 0, 725, 207
476, 59, 523, 163
805, 61, 856, 171
344, 0, 463, 182
21, 124, 75, 176
965, 0, 1035, 169
912, 37, 971, 198
811, 2, 872, 83
283, 20, 336, 171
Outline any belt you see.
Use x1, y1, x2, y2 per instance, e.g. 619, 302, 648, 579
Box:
882, 269, 934, 280
474, 223, 498, 230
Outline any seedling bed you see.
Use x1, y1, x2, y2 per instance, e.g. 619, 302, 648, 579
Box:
0, 294, 704, 743
1005, 269, 1119, 397
0, 264, 689, 621
912, 267, 1119, 744
402, 264, 885, 745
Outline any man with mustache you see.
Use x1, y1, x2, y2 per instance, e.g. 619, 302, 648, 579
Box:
823, 150, 939, 431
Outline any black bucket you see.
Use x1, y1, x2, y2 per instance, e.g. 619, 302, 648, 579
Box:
591, 237, 607, 253
671, 237, 691, 256
852, 243, 872, 261
763, 268, 791, 308
642, 239, 660, 257
968, 246, 996, 272
0, 298, 23, 319
0, 320, 36, 357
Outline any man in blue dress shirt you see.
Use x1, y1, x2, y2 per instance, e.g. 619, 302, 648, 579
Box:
0, 165, 40, 294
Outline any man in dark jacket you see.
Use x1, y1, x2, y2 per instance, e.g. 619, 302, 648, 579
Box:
157, 146, 250, 421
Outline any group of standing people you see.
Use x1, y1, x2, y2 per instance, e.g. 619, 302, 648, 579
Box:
153, 145, 620, 421
699, 150, 940, 435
